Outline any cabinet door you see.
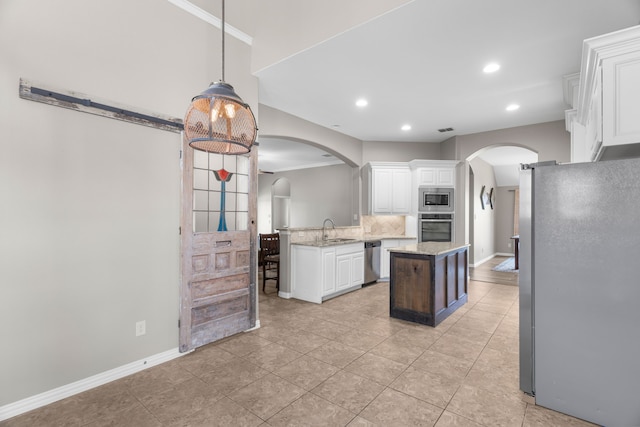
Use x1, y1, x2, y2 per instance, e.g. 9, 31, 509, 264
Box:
419, 168, 437, 186
603, 52, 640, 147
436, 168, 454, 186
351, 252, 365, 287
391, 169, 411, 214
372, 169, 393, 213
322, 250, 336, 295
335, 254, 352, 291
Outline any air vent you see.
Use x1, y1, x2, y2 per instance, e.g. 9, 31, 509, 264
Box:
322, 154, 333, 158
438, 127, 454, 133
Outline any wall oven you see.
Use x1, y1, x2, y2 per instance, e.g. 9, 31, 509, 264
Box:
419, 213, 454, 242
419, 187, 454, 212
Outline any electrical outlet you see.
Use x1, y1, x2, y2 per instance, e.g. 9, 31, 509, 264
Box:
298, 231, 305, 237
508, 242, 512, 248
353, 214, 358, 221
136, 320, 146, 336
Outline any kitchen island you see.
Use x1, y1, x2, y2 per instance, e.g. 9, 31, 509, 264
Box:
389, 242, 469, 327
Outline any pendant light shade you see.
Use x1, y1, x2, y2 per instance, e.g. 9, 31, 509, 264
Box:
184, 0, 257, 154
184, 81, 257, 154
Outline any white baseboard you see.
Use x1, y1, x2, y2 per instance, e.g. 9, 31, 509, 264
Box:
470, 252, 515, 268
0, 347, 184, 422
278, 291, 292, 299
470, 253, 495, 268
246, 319, 261, 331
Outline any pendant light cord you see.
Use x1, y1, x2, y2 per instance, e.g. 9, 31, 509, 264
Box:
221, 0, 225, 82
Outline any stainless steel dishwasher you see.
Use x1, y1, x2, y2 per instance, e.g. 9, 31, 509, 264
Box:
364, 240, 381, 285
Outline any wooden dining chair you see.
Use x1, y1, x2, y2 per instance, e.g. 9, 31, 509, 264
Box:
259, 233, 280, 292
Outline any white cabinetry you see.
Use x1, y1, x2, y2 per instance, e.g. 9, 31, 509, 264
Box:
363, 163, 411, 215
336, 245, 364, 291
569, 26, 640, 162
291, 242, 364, 303
409, 160, 458, 188
417, 167, 455, 187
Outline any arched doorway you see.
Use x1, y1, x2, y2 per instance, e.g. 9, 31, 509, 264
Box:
465, 145, 537, 270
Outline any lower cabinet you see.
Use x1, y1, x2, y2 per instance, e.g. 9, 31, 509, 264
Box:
291, 242, 364, 303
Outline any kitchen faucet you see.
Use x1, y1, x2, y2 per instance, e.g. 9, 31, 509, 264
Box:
322, 218, 335, 241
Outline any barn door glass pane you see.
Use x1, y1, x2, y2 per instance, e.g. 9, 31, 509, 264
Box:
192, 151, 250, 233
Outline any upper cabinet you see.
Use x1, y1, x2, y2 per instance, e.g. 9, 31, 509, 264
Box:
410, 160, 458, 187
567, 26, 640, 162
362, 162, 411, 215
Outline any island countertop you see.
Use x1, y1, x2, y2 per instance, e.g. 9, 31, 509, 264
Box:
389, 242, 469, 256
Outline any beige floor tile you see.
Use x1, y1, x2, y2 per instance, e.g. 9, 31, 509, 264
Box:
200, 358, 269, 395
311, 370, 385, 413
137, 377, 224, 424
411, 349, 474, 380
346, 416, 377, 426
228, 373, 305, 420
307, 340, 365, 368
523, 404, 599, 427
359, 388, 442, 426
344, 353, 408, 386
429, 334, 486, 362
165, 396, 263, 427
385, 326, 441, 350
486, 332, 519, 354
352, 316, 408, 337
266, 393, 355, 426
177, 345, 237, 377
447, 384, 526, 427
273, 328, 329, 354
369, 338, 424, 365
243, 342, 303, 372
434, 411, 483, 427
390, 366, 461, 409
83, 403, 162, 427
334, 328, 387, 352
297, 318, 354, 340
214, 333, 273, 357
124, 361, 196, 400
274, 355, 340, 390
444, 324, 492, 345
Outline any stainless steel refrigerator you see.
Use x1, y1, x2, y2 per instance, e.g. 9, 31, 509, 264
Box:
519, 158, 640, 427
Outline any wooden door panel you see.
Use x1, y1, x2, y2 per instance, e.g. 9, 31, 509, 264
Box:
180, 136, 257, 353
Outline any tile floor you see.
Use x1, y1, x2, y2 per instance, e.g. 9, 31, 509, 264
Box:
1, 279, 596, 427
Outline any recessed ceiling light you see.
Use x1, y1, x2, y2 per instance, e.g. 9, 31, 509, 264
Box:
401, 124, 411, 131
506, 104, 520, 111
355, 99, 368, 107
483, 63, 500, 73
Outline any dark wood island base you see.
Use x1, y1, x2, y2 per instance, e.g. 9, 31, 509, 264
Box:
389, 243, 469, 327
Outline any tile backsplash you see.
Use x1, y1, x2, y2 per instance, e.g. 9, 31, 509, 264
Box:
362, 215, 405, 235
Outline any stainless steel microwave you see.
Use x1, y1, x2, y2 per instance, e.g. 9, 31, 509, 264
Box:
419, 187, 454, 212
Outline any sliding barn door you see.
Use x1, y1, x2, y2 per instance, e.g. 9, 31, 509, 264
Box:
179, 136, 257, 352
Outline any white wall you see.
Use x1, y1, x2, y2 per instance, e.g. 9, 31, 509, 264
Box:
0, 0, 257, 407
495, 186, 518, 254
258, 164, 355, 233
442, 120, 571, 245
362, 140, 440, 164
469, 158, 497, 264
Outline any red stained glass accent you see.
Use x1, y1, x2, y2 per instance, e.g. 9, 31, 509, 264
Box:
213, 168, 233, 182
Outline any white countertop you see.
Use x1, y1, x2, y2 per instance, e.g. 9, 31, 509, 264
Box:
389, 242, 469, 256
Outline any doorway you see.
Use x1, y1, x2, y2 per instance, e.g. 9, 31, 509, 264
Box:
271, 178, 291, 232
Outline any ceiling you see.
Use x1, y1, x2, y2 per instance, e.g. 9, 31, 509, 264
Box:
251, 0, 640, 172
172, 0, 640, 172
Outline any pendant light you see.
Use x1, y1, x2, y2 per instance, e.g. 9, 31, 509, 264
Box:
184, 0, 257, 154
